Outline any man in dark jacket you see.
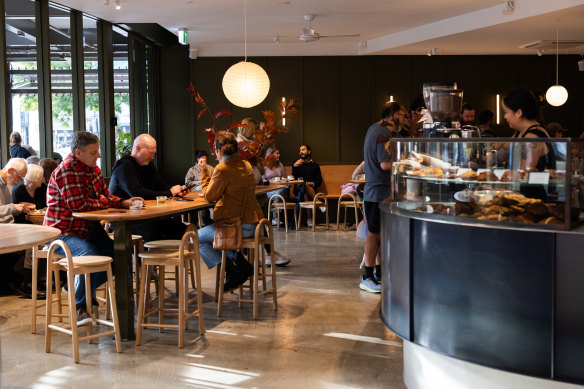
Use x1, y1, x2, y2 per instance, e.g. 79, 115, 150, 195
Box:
109, 133, 187, 242
291, 144, 322, 201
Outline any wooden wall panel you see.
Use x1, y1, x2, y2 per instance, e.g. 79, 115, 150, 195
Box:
302, 57, 339, 164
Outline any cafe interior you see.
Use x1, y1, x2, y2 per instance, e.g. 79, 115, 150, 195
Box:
1, 0, 584, 388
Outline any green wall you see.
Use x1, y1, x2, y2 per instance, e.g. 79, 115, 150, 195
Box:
189, 55, 584, 171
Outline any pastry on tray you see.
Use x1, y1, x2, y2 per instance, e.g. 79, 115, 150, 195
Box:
460, 170, 478, 181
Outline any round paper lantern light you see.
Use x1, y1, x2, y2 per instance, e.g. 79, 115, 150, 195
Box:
545, 85, 568, 107
222, 61, 270, 108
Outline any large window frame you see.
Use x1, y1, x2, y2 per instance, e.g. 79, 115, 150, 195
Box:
1, 0, 160, 176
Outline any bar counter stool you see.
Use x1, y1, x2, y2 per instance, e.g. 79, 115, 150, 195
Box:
44, 240, 122, 363
136, 229, 205, 348
215, 219, 277, 320
297, 193, 329, 231
267, 194, 297, 233
31, 245, 64, 334
336, 192, 362, 231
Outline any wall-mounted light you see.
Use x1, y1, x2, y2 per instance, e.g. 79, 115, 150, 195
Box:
113, 1, 121, 10
536, 48, 544, 56
178, 28, 188, 45
496, 94, 500, 124
389, 95, 394, 102
427, 48, 436, 56
281, 97, 286, 126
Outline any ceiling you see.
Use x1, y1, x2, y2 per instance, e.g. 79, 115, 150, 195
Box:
51, 0, 584, 57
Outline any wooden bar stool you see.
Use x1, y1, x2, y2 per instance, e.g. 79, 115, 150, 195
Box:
44, 240, 122, 363
31, 245, 64, 334
136, 229, 205, 348
215, 219, 277, 320
297, 193, 329, 231
267, 194, 297, 233
336, 192, 362, 230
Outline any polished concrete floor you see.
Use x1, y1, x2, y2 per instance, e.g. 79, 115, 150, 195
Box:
0, 228, 405, 389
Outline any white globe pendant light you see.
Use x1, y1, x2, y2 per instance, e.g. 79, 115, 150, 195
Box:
546, 26, 568, 107
223, 61, 270, 108
222, 0, 270, 108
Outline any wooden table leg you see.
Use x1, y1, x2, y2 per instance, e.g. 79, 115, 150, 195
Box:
113, 221, 135, 340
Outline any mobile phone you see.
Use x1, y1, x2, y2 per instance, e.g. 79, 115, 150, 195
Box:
184, 181, 197, 190
175, 198, 194, 202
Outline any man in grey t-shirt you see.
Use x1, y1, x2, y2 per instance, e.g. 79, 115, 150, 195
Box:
360, 102, 404, 293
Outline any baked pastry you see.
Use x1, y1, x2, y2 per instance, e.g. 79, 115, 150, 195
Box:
455, 200, 478, 215
460, 170, 478, 181
538, 216, 563, 225
513, 214, 535, 223
477, 171, 498, 182
500, 170, 521, 182
526, 203, 549, 219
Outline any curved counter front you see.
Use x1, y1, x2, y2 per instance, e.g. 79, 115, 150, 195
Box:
379, 202, 584, 386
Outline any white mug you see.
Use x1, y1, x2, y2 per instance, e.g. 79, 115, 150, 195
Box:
273, 177, 281, 181
132, 199, 144, 208
287, 175, 294, 180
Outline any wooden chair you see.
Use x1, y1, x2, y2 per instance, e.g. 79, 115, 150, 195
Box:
215, 219, 277, 320
136, 229, 205, 348
297, 193, 329, 231
45, 240, 122, 363
31, 245, 64, 334
267, 194, 297, 233
336, 192, 362, 230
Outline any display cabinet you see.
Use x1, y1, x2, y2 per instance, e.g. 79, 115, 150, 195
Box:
390, 137, 584, 230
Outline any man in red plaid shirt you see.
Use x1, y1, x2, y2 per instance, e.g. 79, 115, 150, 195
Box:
44, 131, 141, 324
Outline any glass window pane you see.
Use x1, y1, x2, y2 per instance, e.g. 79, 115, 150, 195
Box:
49, 2, 73, 160
113, 26, 130, 159
83, 15, 99, 138
6, 0, 40, 158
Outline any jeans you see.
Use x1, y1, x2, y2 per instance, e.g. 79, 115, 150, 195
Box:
267, 186, 289, 200
54, 223, 114, 309
197, 222, 257, 268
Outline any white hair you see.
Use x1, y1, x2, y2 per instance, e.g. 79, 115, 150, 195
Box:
24, 164, 44, 183
3, 158, 27, 173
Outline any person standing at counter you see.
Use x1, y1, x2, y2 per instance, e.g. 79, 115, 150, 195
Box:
360, 102, 401, 293
503, 88, 555, 172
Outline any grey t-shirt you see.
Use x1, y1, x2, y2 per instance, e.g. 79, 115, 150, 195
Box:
363, 122, 393, 202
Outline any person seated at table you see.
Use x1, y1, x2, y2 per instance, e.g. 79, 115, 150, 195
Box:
0, 158, 33, 296
292, 144, 323, 226
198, 131, 260, 290
12, 164, 47, 213
44, 131, 140, 324
9, 132, 32, 159
39, 158, 59, 185
109, 133, 188, 242
185, 149, 215, 191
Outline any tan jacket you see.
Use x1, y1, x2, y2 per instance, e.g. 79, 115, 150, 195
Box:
201, 155, 264, 223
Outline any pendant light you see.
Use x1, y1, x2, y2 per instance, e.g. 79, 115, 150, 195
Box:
222, 0, 270, 108
546, 27, 568, 107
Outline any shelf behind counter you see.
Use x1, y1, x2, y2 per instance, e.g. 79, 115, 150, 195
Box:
379, 201, 584, 385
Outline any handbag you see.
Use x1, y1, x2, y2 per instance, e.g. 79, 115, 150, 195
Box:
213, 162, 250, 250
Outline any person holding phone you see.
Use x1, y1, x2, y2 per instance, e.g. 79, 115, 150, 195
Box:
185, 150, 215, 191
109, 133, 188, 242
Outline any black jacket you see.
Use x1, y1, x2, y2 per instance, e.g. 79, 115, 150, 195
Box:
109, 154, 171, 200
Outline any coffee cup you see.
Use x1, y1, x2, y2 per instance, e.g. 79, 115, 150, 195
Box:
287, 175, 294, 180
273, 177, 281, 182
132, 199, 144, 208
156, 196, 167, 205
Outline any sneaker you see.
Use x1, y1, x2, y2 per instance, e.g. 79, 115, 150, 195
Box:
374, 272, 381, 284
271, 218, 278, 226
360, 253, 366, 269
306, 218, 313, 227
265, 251, 291, 267
318, 206, 326, 213
76, 307, 93, 326
359, 276, 381, 294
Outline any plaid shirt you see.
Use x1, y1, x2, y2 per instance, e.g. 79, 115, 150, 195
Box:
44, 153, 123, 239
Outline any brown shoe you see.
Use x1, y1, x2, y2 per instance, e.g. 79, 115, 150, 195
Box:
76, 307, 93, 326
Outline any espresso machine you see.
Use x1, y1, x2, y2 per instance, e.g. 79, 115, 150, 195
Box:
421, 82, 464, 138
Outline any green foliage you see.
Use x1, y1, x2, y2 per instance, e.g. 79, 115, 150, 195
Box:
115, 130, 132, 159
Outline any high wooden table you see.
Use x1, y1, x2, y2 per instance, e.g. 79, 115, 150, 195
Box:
72, 184, 284, 340
0, 224, 61, 255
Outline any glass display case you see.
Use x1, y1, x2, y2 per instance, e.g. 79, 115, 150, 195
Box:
390, 137, 584, 230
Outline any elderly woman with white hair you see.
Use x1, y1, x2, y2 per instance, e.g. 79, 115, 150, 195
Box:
12, 164, 47, 212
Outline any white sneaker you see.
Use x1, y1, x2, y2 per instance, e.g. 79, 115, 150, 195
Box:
360, 253, 366, 269
306, 218, 313, 227
318, 206, 326, 213
265, 251, 291, 267
271, 218, 278, 226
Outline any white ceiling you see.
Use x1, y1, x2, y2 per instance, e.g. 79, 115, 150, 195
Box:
55, 0, 584, 57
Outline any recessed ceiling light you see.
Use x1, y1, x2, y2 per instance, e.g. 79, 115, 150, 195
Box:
113, 1, 121, 10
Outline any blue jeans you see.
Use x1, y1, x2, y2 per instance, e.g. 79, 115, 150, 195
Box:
267, 186, 289, 200
54, 223, 114, 309
197, 222, 257, 268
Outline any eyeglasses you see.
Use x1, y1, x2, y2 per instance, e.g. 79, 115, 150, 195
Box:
11, 170, 24, 182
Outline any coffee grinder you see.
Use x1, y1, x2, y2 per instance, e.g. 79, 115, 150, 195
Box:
421, 82, 464, 138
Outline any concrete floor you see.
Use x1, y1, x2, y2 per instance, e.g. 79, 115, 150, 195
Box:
0, 228, 405, 389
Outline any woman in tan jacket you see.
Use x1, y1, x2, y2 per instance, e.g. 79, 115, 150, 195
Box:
199, 131, 264, 290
